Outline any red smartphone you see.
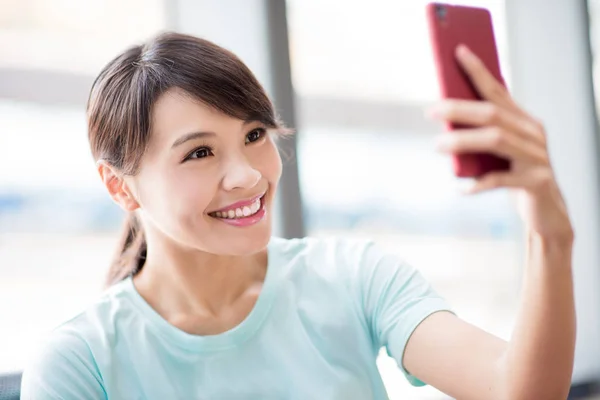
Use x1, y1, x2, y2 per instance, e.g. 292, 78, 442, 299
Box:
426, 2, 511, 178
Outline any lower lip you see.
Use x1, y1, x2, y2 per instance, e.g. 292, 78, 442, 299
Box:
212, 197, 266, 227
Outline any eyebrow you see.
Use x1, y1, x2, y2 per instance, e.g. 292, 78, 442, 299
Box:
170, 120, 263, 149
171, 131, 216, 149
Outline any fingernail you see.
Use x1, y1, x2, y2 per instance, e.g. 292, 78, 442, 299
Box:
434, 135, 450, 149
456, 44, 471, 59
425, 108, 438, 119
456, 179, 476, 194
426, 104, 444, 119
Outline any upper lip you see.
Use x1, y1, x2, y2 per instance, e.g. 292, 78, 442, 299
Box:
210, 192, 265, 214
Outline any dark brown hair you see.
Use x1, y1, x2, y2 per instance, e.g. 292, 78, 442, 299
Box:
87, 32, 286, 287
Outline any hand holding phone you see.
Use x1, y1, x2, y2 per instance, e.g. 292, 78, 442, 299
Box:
426, 2, 511, 178
423, 3, 572, 243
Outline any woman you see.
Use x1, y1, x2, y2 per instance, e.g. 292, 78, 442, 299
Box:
22, 32, 575, 400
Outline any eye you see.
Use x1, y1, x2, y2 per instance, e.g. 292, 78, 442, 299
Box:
245, 128, 266, 144
184, 146, 213, 161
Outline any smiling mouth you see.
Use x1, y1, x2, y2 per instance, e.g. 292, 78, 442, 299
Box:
209, 195, 265, 220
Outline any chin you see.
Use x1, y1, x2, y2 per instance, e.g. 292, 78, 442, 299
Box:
201, 212, 273, 256
237, 231, 271, 255
213, 228, 272, 256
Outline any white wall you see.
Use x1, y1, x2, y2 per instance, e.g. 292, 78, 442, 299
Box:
167, 0, 273, 89
506, 0, 600, 384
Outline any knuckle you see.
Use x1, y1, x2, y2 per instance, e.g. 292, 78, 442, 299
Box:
492, 83, 508, 97
487, 175, 500, 186
445, 101, 459, 116
532, 119, 547, 137
536, 152, 550, 166
483, 103, 500, 123
532, 170, 554, 191
485, 82, 505, 99
489, 128, 506, 146
532, 118, 545, 132
484, 87, 497, 100
485, 174, 503, 188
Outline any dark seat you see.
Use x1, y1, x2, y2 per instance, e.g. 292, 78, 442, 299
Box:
0, 372, 21, 400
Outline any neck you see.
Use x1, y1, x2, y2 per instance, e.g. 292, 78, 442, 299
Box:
133, 232, 268, 318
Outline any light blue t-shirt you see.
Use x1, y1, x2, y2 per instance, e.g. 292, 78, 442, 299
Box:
21, 237, 452, 399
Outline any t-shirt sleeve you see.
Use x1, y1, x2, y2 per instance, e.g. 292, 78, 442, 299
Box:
346, 240, 453, 387
21, 329, 107, 400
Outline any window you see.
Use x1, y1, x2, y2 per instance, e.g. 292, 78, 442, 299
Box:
286, 1, 519, 398
0, 0, 167, 373
589, 0, 600, 113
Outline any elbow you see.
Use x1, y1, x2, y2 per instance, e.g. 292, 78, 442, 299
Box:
500, 378, 572, 400
507, 389, 570, 400
497, 336, 576, 400
496, 361, 573, 400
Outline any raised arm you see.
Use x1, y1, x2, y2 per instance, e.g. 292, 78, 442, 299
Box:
402, 44, 575, 400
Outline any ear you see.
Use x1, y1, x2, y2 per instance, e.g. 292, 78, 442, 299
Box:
97, 160, 140, 212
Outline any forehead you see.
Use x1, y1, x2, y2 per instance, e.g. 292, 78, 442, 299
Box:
149, 88, 243, 146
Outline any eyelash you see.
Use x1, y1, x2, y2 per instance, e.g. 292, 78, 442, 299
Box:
183, 128, 267, 162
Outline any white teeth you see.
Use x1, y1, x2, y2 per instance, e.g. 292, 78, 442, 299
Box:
251, 199, 260, 213
214, 197, 263, 219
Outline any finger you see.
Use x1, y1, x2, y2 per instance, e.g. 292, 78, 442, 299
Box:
463, 171, 522, 194
465, 168, 554, 195
435, 128, 549, 165
455, 45, 509, 102
455, 45, 521, 113
428, 100, 547, 147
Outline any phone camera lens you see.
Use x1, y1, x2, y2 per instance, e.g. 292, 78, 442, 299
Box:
435, 5, 447, 20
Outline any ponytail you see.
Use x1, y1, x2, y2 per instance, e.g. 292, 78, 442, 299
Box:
105, 213, 146, 288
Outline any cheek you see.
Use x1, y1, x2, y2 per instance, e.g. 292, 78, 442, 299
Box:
138, 165, 216, 222
167, 168, 218, 214
259, 139, 283, 184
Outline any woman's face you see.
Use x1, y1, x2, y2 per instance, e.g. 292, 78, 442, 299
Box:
126, 88, 282, 256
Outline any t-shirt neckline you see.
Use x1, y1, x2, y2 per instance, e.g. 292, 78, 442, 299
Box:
121, 237, 282, 352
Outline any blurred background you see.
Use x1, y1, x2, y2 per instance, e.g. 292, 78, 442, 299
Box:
1, 0, 600, 399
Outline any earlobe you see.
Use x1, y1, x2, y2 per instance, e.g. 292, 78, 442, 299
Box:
96, 160, 140, 212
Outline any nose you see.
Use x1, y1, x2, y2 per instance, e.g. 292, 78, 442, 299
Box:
221, 155, 261, 192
